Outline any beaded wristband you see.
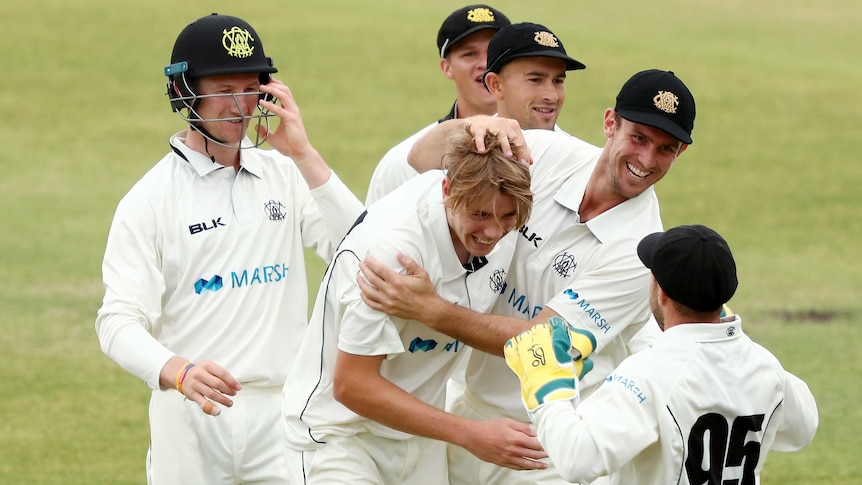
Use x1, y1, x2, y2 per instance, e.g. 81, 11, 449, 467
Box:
175, 362, 196, 395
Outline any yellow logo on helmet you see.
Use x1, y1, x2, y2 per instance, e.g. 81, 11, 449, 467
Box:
222, 26, 255, 58
653, 91, 680, 114
466, 7, 495, 23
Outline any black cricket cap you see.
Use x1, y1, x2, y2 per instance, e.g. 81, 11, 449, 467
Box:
485, 22, 585, 75
437, 5, 510, 58
615, 69, 695, 145
637, 224, 738, 313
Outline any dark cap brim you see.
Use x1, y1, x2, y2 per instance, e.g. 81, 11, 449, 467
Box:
488, 50, 585, 73
618, 109, 692, 145
442, 25, 502, 57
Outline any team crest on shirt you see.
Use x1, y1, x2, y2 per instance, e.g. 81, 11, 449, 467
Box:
264, 199, 286, 221
489, 269, 507, 293
553, 252, 577, 278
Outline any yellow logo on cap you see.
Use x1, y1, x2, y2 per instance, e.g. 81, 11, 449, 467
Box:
467, 7, 496, 23
653, 91, 679, 114
222, 26, 255, 58
534, 31, 559, 48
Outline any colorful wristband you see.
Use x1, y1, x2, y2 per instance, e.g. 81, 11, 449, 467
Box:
175, 362, 196, 395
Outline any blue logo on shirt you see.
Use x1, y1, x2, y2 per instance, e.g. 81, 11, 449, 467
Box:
231, 264, 289, 288
194, 275, 224, 294
563, 289, 610, 333
501, 285, 543, 318
606, 372, 647, 404
409, 338, 438, 353
193, 263, 289, 295
408, 338, 464, 353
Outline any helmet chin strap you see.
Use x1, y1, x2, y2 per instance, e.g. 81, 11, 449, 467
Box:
188, 122, 232, 164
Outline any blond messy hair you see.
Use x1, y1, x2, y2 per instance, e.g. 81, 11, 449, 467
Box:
442, 129, 532, 230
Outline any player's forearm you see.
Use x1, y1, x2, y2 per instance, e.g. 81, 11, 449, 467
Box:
427, 303, 532, 356
334, 371, 471, 445
290, 148, 333, 189
407, 119, 468, 173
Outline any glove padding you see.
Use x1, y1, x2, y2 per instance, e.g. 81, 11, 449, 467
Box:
504, 316, 597, 412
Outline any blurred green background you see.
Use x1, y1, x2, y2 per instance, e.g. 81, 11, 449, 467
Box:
1, 0, 859, 483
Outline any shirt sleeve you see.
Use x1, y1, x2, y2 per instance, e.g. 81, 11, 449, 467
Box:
365, 145, 419, 206
545, 237, 653, 353
534, 360, 658, 483
333, 247, 406, 359
770, 370, 819, 451
94, 187, 175, 390
335, 233, 426, 359
301, 171, 364, 261
365, 124, 435, 205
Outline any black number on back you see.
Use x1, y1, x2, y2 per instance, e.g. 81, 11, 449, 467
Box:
685, 413, 765, 485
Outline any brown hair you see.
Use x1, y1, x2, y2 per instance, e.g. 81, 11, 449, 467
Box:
442, 129, 532, 229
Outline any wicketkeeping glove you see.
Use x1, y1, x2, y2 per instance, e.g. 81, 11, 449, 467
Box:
504, 316, 597, 412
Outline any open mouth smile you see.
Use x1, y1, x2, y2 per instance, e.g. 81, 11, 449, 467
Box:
627, 162, 650, 179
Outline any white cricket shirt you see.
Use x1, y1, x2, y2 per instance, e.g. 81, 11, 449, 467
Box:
535, 316, 819, 484
282, 171, 517, 448
464, 129, 664, 421
365, 122, 436, 205
95, 133, 364, 390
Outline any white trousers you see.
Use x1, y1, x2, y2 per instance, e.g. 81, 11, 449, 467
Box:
147, 387, 290, 485
285, 432, 448, 485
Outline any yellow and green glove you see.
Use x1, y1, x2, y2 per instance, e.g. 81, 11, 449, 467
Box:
504, 316, 597, 412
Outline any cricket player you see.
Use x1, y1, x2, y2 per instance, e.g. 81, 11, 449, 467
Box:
281, 131, 539, 484
482, 22, 585, 132
505, 224, 819, 484
366, 4, 510, 205
440, 20, 587, 411
358, 69, 695, 484
94, 13, 363, 484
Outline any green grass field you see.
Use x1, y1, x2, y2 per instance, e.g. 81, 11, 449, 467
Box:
1, 0, 859, 483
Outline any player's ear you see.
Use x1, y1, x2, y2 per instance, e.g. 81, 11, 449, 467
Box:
484, 72, 502, 96
440, 58, 454, 79
602, 109, 617, 138
441, 177, 451, 198
676, 143, 689, 156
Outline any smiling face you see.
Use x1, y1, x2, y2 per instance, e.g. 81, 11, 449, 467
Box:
485, 56, 568, 130
440, 29, 498, 117
602, 110, 687, 200
443, 180, 519, 262
192, 73, 263, 146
